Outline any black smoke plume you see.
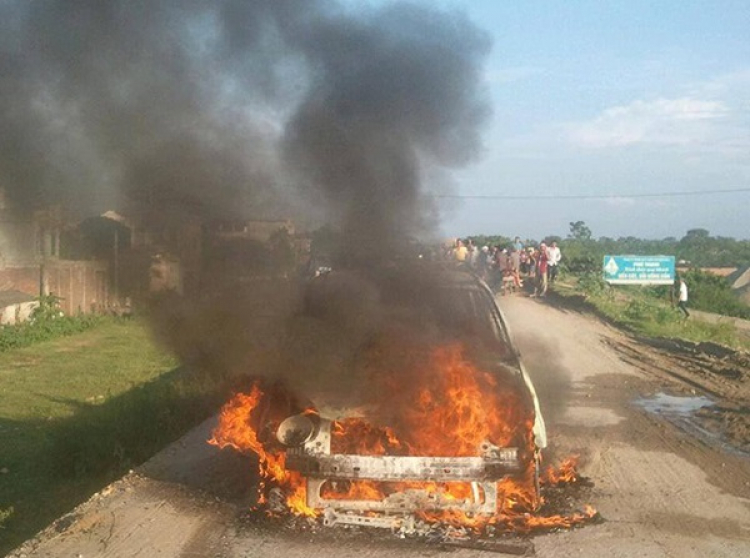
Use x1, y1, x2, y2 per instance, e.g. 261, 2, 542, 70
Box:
1, 1, 492, 383
281, 2, 491, 260
1, 0, 490, 254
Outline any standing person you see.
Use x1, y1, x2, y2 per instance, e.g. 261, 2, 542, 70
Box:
478, 245, 490, 280
527, 247, 537, 278
453, 239, 468, 264
546, 241, 562, 283
519, 248, 529, 276
493, 247, 509, 293
532, 243, 549, 297
488, 246, 502, 292
512, 237, 525, 277
467, 239, 479, 269
510, 246, 522, 289
677, 277, 690, 318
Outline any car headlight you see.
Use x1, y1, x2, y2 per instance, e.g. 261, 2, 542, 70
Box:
276, 414, 317, 447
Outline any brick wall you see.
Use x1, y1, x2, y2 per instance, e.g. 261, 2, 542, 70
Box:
0, 267, 40, 295
0, 260, 111, 315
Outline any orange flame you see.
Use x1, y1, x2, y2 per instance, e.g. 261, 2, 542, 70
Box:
542, 455, 582, 485
208, 384, 317, 516
209, 342, 597, 532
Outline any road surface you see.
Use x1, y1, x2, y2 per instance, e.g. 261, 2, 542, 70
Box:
7, 295, 750, 557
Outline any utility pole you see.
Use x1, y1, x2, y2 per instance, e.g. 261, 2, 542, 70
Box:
114, 227, 119, 302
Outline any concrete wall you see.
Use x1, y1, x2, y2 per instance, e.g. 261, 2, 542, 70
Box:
0, 301, 38, 325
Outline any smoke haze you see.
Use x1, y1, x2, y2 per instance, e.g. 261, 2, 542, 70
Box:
1, 0, 490, 252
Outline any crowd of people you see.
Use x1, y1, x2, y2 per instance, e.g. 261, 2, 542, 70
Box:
447, 237, 562, 297
446, 237, 694, 320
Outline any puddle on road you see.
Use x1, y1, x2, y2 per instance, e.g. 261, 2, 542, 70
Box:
632, 392, 749, 455
635, 392, 714, 416
635, 392, 750, 456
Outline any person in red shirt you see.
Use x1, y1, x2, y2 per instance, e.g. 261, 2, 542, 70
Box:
532, 243, 548, 297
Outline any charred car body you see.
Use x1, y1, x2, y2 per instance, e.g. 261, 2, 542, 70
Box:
212, 265, 547, 529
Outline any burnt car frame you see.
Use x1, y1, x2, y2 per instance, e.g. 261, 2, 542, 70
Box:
262, 266, 548, 528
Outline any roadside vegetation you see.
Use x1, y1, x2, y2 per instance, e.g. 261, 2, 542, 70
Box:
0, 295, 101, 352
552, 224, 750, 351
0, 315, 244, 555
555, 274, 749, 351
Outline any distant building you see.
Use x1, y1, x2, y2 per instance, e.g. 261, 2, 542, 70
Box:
211, 218, 295, 243
675, 265, 750, 306
727, 267, 750, 305
0, 192, 113, 316
676, 266, 738, 278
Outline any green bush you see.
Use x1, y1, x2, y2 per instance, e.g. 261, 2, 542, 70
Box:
0, 506, 13, 529
0, 295, 102, 352
682, 269, 750, 319
577, 272, 607, 297
561, 276, 747, 349
623, 299, 652, 321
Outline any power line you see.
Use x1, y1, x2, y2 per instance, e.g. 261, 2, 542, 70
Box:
431, 187, 750, 200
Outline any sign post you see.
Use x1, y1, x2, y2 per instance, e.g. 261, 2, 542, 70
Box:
603, 255, 675, 285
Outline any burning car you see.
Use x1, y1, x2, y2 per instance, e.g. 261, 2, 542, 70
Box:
210, 266, 549, 532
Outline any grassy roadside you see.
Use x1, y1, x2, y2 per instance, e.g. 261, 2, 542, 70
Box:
551, 279, 750, 352
0, 317, 240, 555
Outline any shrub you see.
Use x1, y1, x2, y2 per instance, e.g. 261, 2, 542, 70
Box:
682, 269, 750, 319
623, 299, 651, 321
0, 506, 13, 528
0, 295, 102, 352
654, 305, 679, 325
577, 272, 607, 297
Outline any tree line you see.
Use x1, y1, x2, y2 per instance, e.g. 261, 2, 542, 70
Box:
470, 224, 750, 271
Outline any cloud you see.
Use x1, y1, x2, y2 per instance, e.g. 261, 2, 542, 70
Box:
687, 69, 750, 99
565, 97, 729, 148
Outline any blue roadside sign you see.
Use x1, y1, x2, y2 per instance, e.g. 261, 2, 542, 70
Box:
603, 255, 675, 285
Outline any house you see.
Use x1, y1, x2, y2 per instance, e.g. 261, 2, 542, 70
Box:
727, 266, 750, 305
211, 218, 295, 243
0, 190, 113, 316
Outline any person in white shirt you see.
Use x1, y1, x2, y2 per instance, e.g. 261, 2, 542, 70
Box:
546, 241, 562, 283
677, 278, 690, 318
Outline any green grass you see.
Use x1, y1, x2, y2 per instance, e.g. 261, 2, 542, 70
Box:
0, 318, 188, 553
554, 278, 750, 351
0, 319, 176, 421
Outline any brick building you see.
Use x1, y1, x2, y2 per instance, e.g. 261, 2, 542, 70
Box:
0, 191, 113, 316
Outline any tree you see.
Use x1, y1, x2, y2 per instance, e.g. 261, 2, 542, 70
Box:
561, 222, 599, 273
684, 228, 710, 239
568, 220, 592, 241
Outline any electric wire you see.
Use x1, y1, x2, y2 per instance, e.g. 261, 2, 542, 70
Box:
431, 187, 750, 200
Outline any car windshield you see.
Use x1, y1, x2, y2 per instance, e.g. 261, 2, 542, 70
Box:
433, 283, 510, 356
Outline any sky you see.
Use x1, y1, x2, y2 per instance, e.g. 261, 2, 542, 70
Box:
429, 0, 750, 241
